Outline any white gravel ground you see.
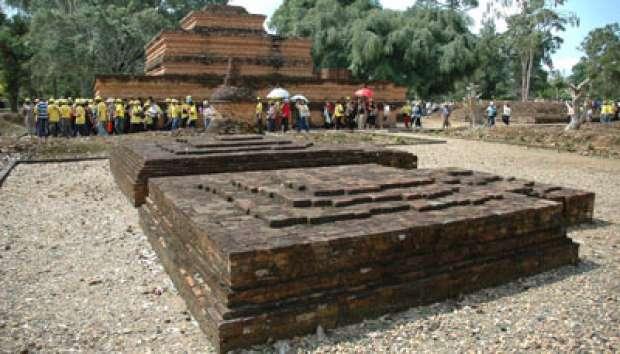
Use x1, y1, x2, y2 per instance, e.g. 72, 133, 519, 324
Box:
1, 136, 619, 353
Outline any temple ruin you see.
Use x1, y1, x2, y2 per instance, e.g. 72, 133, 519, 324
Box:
139, 164, 592, 352
93, 5, 407, 126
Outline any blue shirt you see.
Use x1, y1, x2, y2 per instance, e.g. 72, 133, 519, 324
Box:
36, 102, 48, 120
486, 105, 497, 117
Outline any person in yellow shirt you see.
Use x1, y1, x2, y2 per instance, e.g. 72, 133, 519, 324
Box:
334, 100, 345, 129
95, 96, 108, 136
181, 96, 192, 128
187, 97, 198, 128
170, 98, 182, 130
255, 97, 264, 134
47, 99, 61, 137
114, 98, 126, 134
129, 99, 144, 133
58, 99, 72, 138
601, 100, 613, 124
75, 99, 88, 136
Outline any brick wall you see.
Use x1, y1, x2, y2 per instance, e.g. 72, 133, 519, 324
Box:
95, 76, 407, 106
180, 12, 266, 32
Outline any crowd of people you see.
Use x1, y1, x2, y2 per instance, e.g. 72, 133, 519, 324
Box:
585, 99, 620, 124
31, 94, 616, 139
255, 96, 454, 133
21, 96, 218, 139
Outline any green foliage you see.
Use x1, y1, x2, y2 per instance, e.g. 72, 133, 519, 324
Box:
0, 12, 32, 111
1, 0, 228, 98
471, 20, 514, 99
270, 0, 381, 68
270, 0, 477, 98
577, 23, 620, 99
504, 0, 577, 100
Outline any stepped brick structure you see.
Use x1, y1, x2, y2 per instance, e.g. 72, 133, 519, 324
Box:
110, 135, 418, 206
94, 5, 407, 125
139, 164, 593, 352
144, 6, 314, 77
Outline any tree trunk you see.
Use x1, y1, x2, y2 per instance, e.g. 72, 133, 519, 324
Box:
564, 79, 591, 131
9, 91, 19, 113
520, 57, 528, 101
524, 49, 533, 102
565, 113, 583, 131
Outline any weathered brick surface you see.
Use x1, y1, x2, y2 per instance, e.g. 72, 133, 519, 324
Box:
110, 135, 418, 206
138, 164, 586, 352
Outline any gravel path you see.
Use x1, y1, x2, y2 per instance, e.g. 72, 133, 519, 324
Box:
1, 137, 618, 352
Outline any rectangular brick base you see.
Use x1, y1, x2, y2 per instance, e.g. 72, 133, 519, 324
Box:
138, 164, 589, 352
110, 135, 418, 206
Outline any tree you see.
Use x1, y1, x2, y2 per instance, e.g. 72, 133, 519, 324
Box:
349, 5, 477, 98
270, 0, 381, 68
565, 78, 590, 130
577, 23, 620, 99
472, 20, 514, 99
2, 0, 228, 97
504, 0, 577, 101
0, 12, 32, 111
270, 0, 477, 98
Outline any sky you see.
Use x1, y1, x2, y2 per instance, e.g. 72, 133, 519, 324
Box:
229, 0, 620, 75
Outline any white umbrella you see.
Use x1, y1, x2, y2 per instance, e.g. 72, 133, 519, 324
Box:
290, 94, 309, 102
266, 87, 290, 99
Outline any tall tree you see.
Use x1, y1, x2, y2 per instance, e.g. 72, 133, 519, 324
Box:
270, 0, 477, 98
577, 23, 620, 99
270, 0, 381, 68
0, 11, 32, 111
503, 0, 577, 101
349, 4, 477, 98
472, 20, 514, 99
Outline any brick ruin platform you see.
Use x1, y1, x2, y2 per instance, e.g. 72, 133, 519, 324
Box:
138, 164, 594, 352
110, 135, 417, 206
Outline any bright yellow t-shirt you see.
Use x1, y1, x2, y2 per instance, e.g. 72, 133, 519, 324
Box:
47, 104, 60, 123
188, 105, 198, 121
335, 104, 344, 117
60, 105, 72, 119
115, 103, 125, 118
97, 102, 108, 122
130, 105, 143, 124
75, 106, 86, 125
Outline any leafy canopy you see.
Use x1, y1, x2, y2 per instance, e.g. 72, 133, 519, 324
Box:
270, 0, 477, 98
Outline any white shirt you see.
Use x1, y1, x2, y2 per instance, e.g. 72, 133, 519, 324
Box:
503, 105, 511, 116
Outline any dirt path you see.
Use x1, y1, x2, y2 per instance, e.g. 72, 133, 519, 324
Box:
0, 138, 618, 352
